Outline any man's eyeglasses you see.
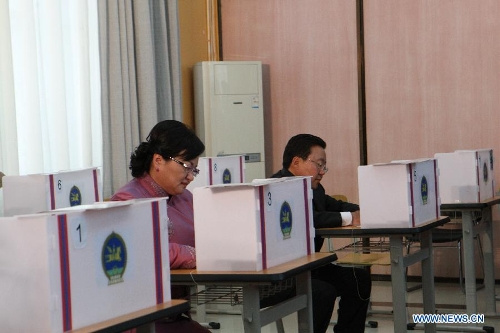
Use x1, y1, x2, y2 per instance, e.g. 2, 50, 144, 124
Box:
307, 158, 328, 173
168, 156, 200, 177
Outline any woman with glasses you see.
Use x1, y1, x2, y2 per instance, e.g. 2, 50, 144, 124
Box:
111, 120, 210, 333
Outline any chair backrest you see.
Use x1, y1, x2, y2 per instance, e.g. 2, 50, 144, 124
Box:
331, 194, 348, 202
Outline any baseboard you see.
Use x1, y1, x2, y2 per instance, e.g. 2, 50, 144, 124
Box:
370, 274, 500, 284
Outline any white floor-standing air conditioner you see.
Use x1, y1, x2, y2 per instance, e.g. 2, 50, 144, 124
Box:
193, 61, 265, 181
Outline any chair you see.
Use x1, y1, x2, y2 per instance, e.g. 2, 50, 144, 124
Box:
405, 226, 484, 293
326, 194, 379, 329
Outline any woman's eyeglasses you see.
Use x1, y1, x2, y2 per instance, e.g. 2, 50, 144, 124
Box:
168, 156, 200, 177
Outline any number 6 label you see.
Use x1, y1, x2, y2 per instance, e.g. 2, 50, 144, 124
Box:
56, 178, 63, 192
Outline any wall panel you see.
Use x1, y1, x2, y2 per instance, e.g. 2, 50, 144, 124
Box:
220, 0, 361, 203
178, 0, 211, 127
364, 0, 500, 278
219, 0, 500, 279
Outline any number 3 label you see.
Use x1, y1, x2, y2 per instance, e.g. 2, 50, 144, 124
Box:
266, 191, 272, 211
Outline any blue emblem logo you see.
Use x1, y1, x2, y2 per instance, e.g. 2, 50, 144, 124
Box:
222, 168, 232, 184
280, 201, 292, 239
421, 176, 428, 205
101, 232, 127, 285
69, 185, 82, 206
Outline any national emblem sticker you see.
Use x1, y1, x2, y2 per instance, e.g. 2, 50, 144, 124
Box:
101, 232, 127, 285
420, 176, 428, 205
222, 168, 232, 184
280, 201, 292, 239
69, 185, 82, 206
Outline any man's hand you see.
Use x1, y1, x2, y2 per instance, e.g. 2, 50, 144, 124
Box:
351, 210, 361, 226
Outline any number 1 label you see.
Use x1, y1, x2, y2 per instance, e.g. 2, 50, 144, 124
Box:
70, 217, 88, 249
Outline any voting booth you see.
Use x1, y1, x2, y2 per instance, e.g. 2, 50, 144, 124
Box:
2, 167, 102, 217
0, 198, 170, 332
187, 155, 245, 191
193, 177, 315, 271
435, 149, 495, 203
358, 159, 440, 228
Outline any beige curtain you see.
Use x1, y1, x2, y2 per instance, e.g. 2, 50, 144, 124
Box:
98, 0, 182, 198
0, 0, 102, 217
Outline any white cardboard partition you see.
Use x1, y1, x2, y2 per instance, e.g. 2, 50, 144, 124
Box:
0, 198, 170, 332
2, 167, 102, 217
358, 159, 440, 228
435, 149, 495, 203
193, 177, 315, 271
187, 155, 245, 191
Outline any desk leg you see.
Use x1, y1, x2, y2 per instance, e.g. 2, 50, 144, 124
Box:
242, 285, 261, 333
481, 207, 497, 316
194, 285, 207, 323
462, 210, 478, 315
420, 230, 437, 333
295, 270, 314, 333
391, 233, 436, 333
241, 273, 313, 333
389, 236, 411, 333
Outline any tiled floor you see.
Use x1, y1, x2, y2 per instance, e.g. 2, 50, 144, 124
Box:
191, 279, 500, 332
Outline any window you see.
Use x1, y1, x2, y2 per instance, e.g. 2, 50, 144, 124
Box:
0, 0, 101, 176
0, 0, 101, 215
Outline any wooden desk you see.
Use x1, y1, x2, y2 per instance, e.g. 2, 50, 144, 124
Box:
441, 196, 500, 318
65, 300, 189, 333
316, 217, 450, 333
171, 252, 338, 333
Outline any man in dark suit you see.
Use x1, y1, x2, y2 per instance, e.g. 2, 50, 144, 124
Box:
271, 133, 371, 333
